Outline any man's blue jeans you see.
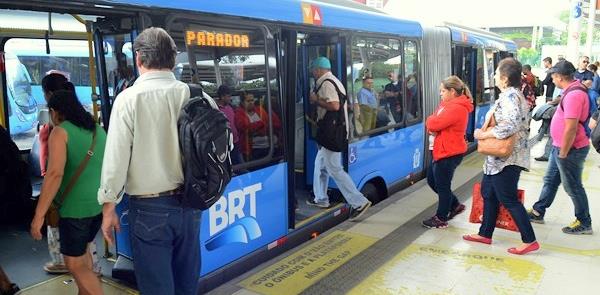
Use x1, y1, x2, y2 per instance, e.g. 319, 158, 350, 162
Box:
533, 146, 591, 226
128, 195, 201, 295
313, 147, 369, 209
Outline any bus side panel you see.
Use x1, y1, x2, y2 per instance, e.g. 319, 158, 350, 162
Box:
348, 123, 425, 187
474, 104, 491, 130
115, 163, 289, 276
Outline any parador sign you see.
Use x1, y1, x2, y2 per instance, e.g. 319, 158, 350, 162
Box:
240, 231, 376, 294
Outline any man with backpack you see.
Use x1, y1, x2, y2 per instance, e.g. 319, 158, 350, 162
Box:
306, 57, 372, 221
528, 60, 593, 235
98, 27, 201, 295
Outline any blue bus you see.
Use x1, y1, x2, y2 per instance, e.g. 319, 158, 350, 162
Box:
4, 51, 38, 135
0, 1, 515, 292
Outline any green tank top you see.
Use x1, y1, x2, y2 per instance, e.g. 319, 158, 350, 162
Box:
56, 121, 106, 218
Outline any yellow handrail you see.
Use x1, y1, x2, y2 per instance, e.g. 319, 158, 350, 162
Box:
71, 14, 99, 121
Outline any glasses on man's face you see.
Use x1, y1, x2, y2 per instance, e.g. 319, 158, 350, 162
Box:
583, 60, 589, 64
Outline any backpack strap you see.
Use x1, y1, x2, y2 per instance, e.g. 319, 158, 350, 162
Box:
559, 83, 590, 123
315, 78, 346, 112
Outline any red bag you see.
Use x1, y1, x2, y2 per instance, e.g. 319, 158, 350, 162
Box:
469, 182, 524, 232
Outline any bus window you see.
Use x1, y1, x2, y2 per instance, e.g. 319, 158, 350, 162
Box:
181, 25, 283, 173
475, 48, 485, 105
349, 36, 403, 138
103, 35, 135, 100
403, 40, 422, 125
5, 38, 98, 150
482, 49, 495, 104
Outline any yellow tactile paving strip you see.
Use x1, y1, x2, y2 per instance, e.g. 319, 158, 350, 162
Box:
239, 231, 377, 295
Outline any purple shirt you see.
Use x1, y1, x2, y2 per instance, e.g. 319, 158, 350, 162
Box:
550, 81, 590, 149
219, 104, 239, 143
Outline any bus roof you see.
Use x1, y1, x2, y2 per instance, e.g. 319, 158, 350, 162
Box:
102, 0, 423, 38
445, 23, 517, 52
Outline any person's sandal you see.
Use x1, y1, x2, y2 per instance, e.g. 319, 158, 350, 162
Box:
462, 234, 492, 245
44, 262, 69, 274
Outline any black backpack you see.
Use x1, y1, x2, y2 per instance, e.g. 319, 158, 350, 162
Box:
178, 84, 233, 210
315, 79, 348, 152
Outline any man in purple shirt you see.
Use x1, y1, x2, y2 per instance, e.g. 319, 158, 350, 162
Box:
528, 60, 592, 235
217, 85, 243, 165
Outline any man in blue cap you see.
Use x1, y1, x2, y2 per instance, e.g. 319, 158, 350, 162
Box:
307, 56, 372, 221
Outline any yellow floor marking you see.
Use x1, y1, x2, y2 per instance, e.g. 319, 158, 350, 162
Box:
348, 244, 544, 295
18, 274, 138, 295
238, 230, 376, 295
295, 203, 344, 229
447, 226, 600, 257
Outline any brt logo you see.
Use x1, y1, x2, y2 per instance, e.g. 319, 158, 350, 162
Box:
206, 183, 263, 251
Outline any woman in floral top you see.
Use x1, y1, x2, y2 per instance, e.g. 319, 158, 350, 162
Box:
463, 58, 539, 255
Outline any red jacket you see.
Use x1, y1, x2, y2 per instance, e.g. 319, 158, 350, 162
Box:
234, 106, 281, 159
426, 95, 473, 161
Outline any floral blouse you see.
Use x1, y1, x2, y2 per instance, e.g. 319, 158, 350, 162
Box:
483, 87, 531, 175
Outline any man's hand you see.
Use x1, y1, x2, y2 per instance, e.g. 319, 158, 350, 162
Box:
309, 92, 318, 104
101, 203, 121, 246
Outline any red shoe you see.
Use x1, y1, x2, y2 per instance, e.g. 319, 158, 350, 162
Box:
508, 242, 540, 255
462, 234, 492, 245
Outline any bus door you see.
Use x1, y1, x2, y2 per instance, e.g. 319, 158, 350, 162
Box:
452, 45, 478, 142
292, 31, 344, 225
472, 48, 495, 133
92, 17, 138, 128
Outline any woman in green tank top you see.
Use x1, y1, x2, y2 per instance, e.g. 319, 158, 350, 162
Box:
30, 90, 106, 294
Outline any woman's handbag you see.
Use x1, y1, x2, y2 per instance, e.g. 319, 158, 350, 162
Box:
477, 114, 516, 157
45, 128, 97, 227
477, 96, 524, 158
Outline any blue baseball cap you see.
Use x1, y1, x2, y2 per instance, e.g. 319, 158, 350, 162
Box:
311, 57, 331, 70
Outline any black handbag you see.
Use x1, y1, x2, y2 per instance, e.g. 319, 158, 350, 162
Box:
315, 79, 347, 152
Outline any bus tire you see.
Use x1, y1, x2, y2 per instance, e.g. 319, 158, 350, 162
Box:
361, 182, 381, 204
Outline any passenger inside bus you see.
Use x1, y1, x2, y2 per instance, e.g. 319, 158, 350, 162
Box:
235, 91, 281, 162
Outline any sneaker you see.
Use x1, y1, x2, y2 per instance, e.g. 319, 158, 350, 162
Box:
527, 209, 545, 224
305, 199, 330, 208
422, 216, 448, 229
43, 262, 69, 274
349, 201, 372, 221
535, 156, 548, 162
562, 220, 593, 235
448, 204, 466, 220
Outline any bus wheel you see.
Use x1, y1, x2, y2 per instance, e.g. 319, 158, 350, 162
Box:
361, 182, 381, 204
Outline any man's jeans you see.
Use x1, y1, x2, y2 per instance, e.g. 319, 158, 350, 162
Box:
479, 165, 536, 243
313, 147, 369, 209
533, 146, 592, 226
427, 154, 464, 221
129, 195, 201, 295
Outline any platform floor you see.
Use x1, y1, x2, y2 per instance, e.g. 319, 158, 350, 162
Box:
210, 136, 600, 295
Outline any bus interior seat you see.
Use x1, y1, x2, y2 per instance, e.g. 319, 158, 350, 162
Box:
28, 133, 43, 198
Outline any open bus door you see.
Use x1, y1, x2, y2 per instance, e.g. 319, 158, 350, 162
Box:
92, 16, 140, 128
452, 45, 478, 142
289, 31, 346, 227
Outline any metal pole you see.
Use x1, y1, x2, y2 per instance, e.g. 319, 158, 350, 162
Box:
585, 0, 597, 57
567, 0, 584, 62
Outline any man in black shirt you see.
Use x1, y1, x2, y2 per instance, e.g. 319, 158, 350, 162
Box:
541, 57, 556, 102
382, 71, 403, 124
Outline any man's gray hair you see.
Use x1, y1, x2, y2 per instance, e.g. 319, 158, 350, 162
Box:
133, 27, 177, 70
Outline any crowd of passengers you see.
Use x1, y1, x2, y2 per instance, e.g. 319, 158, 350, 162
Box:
1, 25, 599, 295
